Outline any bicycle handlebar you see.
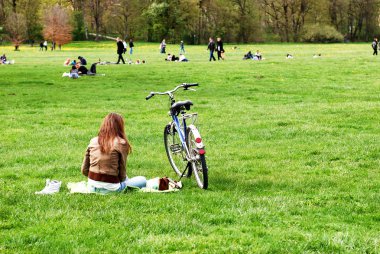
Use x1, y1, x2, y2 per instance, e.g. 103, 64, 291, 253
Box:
183, 83, 198, 89
146, 93, 154, 100
146, 83, 198, 100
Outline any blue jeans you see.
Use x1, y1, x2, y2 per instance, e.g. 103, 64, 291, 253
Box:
89, 176, 147, 194
119, 176, 146, 191
209, 51, 216, 61
130, 47, 133, 55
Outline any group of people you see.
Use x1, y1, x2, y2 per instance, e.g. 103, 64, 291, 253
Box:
165, 53, 188, 62
116, 37, 134, 64
39, 41, 60, 51
243, 50, 262, 60
160, 39, 187, 55
39, 41, 48, 51
62, 55, 98, 78
64, 56, 87, 67
207, 37, 225, 61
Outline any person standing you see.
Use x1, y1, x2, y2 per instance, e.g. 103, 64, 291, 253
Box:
129, 39, 134, 55
43, 40, 48, 51
116, 37, 125, 64
216, 37, 224, 60
372, 38, 378, 55
179, 40, 185, 54
160, 39, 166, 54
207, 37, 216, 61
122, 40, 127, 54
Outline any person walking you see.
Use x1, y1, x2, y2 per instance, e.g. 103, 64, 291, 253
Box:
129, 39, 134, 55
207, 37, 216, 61
43, 40, 48, 51
216, 37, 224, 60
116, 37, 125, 64
179, 40, 185, 54
373, 38, 378, 55
160, 39, 166, 54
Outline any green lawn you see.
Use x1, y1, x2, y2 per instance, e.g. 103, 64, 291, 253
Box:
1, 42, 380, 253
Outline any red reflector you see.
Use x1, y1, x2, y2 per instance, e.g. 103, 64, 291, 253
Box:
195, 138, 202, 143
199, 149, 205, 155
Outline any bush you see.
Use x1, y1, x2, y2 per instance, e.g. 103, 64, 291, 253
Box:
303, 25, 344, 43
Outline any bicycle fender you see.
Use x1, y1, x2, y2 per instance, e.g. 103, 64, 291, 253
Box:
188, 124, 204, 149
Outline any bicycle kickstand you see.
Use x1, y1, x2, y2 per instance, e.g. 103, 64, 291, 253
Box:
178, 162, 191, 182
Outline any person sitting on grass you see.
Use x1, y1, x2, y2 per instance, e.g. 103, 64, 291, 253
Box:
77, 64, 88, 75
78, 56, 87, 65
254, 50, 262, 60
171, 54, 179, 61
179, 54, 188, 62
166, 54, 172, 61
1, 54, 7, 64
0, 55, 5, 64
243, 51, 253, 60
81, 113, 146, 194
64, 58, 71, 66
69, 65, 79, 79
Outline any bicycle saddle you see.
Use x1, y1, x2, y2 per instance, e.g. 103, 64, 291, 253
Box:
170, 100, 193, 114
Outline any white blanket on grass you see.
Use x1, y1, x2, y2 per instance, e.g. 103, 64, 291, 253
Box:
67, 181, 179, 194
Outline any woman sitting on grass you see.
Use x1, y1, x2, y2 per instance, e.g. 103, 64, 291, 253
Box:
69, 65, 79, 79
81, 113, 146, 193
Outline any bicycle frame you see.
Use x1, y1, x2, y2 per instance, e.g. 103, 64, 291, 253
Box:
172, 111, 191, 154
146, 83, 208, 189
146, 83, 202, 161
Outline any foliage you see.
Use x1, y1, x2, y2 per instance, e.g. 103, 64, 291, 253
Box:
1, 0, 380, 43
43, 5, 73, 46
72, 11, 86, 41
0, 42, 380, 253
303, 24, 344, 42
20, 0, 42, 41
4, 12, 27, 49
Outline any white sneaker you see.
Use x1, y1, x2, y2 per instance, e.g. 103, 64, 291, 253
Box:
35, 179, 62, 195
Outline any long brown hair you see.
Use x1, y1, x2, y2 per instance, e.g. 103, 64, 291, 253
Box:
98, 113, 132, 154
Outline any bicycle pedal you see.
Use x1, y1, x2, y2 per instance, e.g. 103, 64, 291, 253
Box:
170, 144, 182, 153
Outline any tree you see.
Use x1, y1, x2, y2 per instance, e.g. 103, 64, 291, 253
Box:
88, 0, 106, 40
72, 10, 86, 40
230, 0, 254, 43
5, 12, 27, 50
21, 0, 42, 43
104, 0, 148, 39
43, 5, 72, 48
329, 0, 347, 32
260, 0, 311, 42
0, 0, 6, 25
346, 0, 380, 41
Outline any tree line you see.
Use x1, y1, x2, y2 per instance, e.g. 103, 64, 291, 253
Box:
0, 0, 379, 48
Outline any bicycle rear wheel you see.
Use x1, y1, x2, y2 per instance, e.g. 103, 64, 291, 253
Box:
187, 127, 208, 189
164, 123, 189, 177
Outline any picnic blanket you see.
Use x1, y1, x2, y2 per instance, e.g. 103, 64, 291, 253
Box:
67, 180, 180, 194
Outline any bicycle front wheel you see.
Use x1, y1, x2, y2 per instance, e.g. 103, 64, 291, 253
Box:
187, 126, 208, 189
164, 123, 189, 177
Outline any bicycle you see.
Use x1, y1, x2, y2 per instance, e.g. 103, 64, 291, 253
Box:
146, 83, 208, 189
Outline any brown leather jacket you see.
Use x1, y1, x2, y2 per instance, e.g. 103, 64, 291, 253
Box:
81, 137, 129, 183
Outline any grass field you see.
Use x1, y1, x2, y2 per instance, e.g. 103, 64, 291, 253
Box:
1, 41, 380, 253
